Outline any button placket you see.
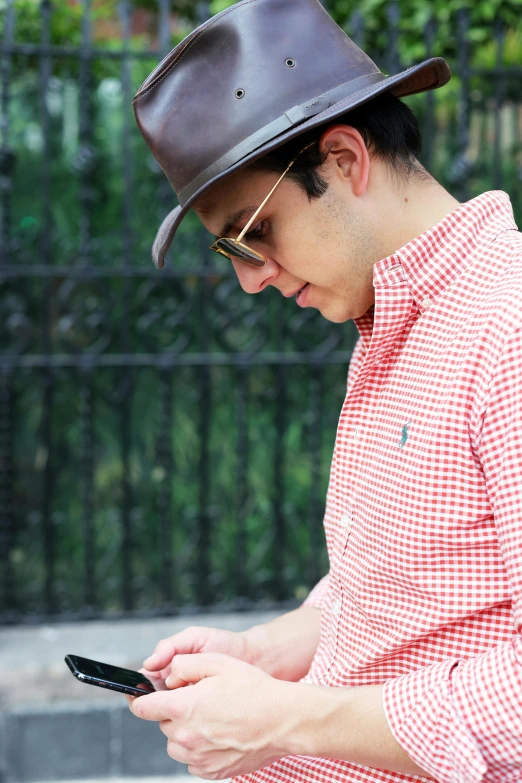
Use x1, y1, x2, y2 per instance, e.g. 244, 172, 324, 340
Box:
328, 593, 342, 655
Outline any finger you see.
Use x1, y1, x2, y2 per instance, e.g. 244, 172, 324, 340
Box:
159, 663, 172, 680
129, 689, 182, 722
165, 651, 238, 689
166, 738, 190, 765
143, 627, 200, 671
138, 666, 160, 680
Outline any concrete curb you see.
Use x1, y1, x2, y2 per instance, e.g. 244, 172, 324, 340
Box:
2, 702, 190, 781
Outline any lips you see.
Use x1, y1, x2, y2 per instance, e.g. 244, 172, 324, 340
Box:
296, 283, 309, 306
285, 283, 309, 299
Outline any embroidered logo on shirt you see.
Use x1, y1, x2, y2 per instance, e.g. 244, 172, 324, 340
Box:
399, 422, 412, 448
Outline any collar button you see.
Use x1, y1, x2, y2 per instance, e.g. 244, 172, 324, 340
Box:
421, 297, 433, 310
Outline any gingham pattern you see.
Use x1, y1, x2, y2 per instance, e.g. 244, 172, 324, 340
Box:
231, 191, 522, 783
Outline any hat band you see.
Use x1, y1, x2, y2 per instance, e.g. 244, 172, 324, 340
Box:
178, 70, 387, 206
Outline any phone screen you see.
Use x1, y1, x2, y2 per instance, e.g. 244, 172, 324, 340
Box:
65, 654, 167, 696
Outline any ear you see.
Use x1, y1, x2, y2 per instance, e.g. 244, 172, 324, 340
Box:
317, 124, 370, 197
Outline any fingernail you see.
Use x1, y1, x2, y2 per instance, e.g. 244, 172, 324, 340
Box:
144, 654, 158, 667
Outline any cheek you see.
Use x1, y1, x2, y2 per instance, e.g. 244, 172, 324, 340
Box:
277, 213, 324, 269
286, 214, 341, 280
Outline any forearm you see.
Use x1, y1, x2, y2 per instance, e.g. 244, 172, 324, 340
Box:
244, 605, 322, 680
286, 682, 434, 780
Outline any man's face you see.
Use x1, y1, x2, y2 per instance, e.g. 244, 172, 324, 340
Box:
194, 131, 379, 323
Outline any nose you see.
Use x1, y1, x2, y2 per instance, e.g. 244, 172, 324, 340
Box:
231, 256, 280, 294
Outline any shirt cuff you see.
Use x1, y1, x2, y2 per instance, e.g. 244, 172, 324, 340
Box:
300, 573, 330, 609
383, 658, 488, 783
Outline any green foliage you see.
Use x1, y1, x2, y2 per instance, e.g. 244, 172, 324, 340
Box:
210, 0, 522, 68
3, 0, 522, 617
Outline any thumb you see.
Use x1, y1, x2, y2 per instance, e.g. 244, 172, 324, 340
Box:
165, 652, 240, 689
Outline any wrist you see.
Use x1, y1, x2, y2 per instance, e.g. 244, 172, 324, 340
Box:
283, 683, 436, 780
278, 682, 342, 758
242, 623, 271, 670
243, 606, 322, 680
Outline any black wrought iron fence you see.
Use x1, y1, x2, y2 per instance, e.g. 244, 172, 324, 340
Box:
1, 0, 521, 624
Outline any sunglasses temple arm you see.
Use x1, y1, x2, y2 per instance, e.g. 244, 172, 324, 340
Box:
236, 141, 316, 244
235, 168, 288, 243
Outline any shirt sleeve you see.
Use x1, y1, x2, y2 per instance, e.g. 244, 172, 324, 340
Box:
300, 572, 330, 609
382, 324, 522, 783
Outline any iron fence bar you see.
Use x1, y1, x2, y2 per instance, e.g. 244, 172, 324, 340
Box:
0, 352, 354, 370
0, 0, 14, 262
454, 8, 471, 202
2, 44, 521, 78
41, 366, 55, 614
511, 96, 521, 220
0, 265, 235, 278
197, 225, 212, 607
493, 17, 506, 191
0, 44, 179, 59
197, 357, 212, 606
347, 9, 364, 49
272, 363, 287, 601
156, 0, 174, 218
194, 2, 213, 609
0, 371, 15, 614
234, 365, 249, 601
0, 597, 302, 627
120, 0, 134, 268
158, 0, 172, 55
77, 0, 94, 266
39, 0, 56, 616
118, 0, 136, 612
80, 367, 96, 612
422, 15, 437, 172
0, 1, 15, 618
306, 366, 324, 591
120, 370, 134, 611
385, 0, 401, 77
157, 369, 174, 606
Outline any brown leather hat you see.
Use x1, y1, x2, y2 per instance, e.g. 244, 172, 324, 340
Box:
133, 0, 451, 269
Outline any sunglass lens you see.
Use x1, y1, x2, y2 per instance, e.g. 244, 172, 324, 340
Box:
215, 238, 265, 267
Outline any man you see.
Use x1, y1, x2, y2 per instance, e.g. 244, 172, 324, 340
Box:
130, 1, 522, 781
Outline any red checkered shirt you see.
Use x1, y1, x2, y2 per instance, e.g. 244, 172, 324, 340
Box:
231, 190, 522, 783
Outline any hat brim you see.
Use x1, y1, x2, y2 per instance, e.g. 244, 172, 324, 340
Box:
152, 56, 451, 269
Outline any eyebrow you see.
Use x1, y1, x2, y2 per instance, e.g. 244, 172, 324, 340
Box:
219, 205, 258, 238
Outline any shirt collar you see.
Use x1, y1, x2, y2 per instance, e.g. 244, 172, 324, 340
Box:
373, 190, 518, 309
352, 191, 518, 359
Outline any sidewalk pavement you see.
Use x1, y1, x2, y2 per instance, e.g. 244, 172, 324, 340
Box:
0, 609, 282, 782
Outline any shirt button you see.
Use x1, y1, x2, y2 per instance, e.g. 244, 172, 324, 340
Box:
340, 513, 351, 530
331, 599, 341, 615
421, 297, 433, 310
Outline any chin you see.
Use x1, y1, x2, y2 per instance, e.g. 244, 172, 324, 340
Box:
319, 306, 352, 324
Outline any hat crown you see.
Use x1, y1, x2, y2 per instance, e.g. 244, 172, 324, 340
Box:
134, 0, 380, 197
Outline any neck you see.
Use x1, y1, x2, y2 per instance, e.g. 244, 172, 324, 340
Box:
371, 169, 461, 265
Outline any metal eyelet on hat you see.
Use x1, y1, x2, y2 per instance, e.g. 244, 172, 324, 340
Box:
235, 88, 245, 99
285, 58, 296, 67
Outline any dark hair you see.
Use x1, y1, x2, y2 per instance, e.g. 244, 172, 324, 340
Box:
249, 91, 431, 200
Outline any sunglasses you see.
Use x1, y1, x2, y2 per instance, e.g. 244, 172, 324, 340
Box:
209, 141, 316, 267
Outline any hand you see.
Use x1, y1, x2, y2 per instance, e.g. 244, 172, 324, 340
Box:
128, 652, 298, 780
141, 625, 256, 683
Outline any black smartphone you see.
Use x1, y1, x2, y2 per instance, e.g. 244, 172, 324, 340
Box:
65, 654, 167, 697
